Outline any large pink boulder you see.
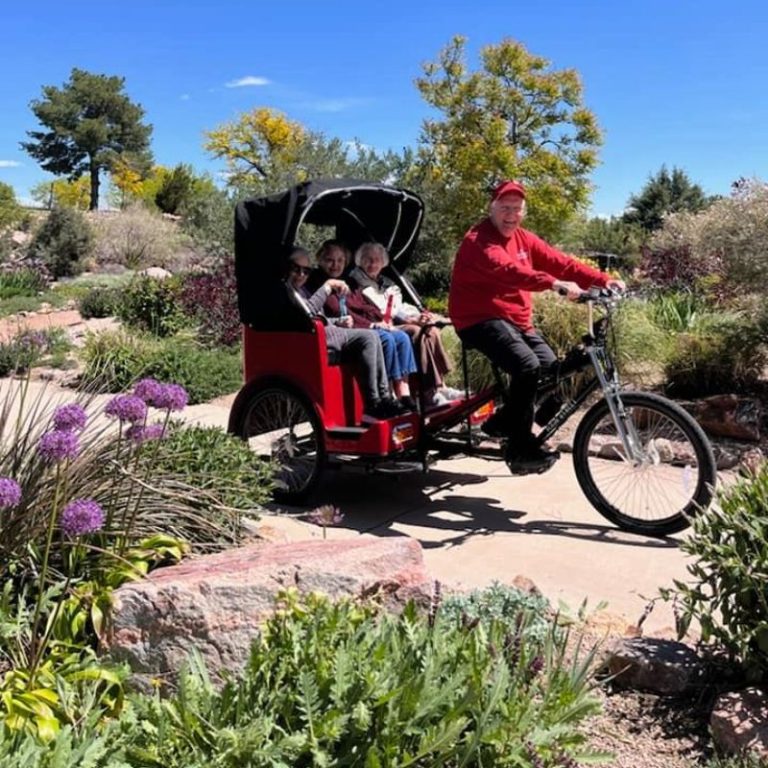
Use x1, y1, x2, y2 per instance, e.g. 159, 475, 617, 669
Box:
103, 536, 432, 689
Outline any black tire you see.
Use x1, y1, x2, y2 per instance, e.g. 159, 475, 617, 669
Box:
572, 392, 716, 536
230, 383, 324, 503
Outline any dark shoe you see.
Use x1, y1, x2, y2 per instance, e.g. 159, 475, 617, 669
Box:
382, 397, 409, 417
362, 400, 390, 423
504, 445, 560, 476
399, 396, 418, 413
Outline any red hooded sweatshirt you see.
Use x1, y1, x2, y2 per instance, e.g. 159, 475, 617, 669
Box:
448, 218, 609, 333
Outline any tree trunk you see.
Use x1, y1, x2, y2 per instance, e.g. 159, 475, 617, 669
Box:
89, 161, 99, 210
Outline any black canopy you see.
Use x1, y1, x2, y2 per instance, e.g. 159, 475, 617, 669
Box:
233, 179, 424, 329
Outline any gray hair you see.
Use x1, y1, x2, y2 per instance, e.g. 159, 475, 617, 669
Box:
354, 241, 389, 268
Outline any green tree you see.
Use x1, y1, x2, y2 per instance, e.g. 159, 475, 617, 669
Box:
27, 206, 93, 277
204, 106, 402, 196
623, 165, 711, 232
415, 36, 603, 245
155, 163, 196, 214
0, 182, 21, 229
22, 68, 153, 211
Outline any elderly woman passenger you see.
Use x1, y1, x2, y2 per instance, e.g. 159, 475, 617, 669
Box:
347, 241, 458, 408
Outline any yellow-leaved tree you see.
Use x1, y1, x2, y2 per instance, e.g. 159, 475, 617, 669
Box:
30, 176, 91, 210
204, 107, 308, 193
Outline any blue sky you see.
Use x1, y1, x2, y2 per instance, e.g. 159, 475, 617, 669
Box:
1, 0, 767, 216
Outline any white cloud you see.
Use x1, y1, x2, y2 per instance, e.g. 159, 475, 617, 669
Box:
302, 97, 370, 113
0, 160, 21, 168
225, 75, 270, 88
180, 93, 190, 101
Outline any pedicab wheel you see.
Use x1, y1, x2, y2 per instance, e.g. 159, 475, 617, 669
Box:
572, 392, 716, 537
232, 385, 324, 503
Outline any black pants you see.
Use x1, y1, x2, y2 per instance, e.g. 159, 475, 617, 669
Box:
459, 319, 556, 448
332, 328, 390, 406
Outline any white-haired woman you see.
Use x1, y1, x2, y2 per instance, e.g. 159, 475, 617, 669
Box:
348, 242, 459, 408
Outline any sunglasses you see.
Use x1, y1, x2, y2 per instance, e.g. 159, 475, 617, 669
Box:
291, 265, 312, 276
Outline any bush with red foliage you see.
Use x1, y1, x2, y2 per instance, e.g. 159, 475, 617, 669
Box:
179, 260, 241, 348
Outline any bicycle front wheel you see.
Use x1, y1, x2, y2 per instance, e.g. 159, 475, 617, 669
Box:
572, 392, 716, 536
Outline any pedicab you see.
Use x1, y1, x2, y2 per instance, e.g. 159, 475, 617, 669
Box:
228, 179, 716, 537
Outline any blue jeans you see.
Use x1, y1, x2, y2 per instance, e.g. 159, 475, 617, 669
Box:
375, 329, 417, 381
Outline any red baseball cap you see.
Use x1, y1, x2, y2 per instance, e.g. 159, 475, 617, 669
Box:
491, 180, 526, 201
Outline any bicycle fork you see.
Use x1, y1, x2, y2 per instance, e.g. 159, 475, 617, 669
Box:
589, 348, 648, 465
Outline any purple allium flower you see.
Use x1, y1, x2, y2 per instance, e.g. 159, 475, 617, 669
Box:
133, 378, 164, 405
52, 403, 87, 433
37, 430, 80, 463
125, 422, 166, 444
17, 330, 47, 350
60, 498, 105, 537
0, 477, 22, 510
529, 655, 544, 675
104, 394, 148, 424
152, 384, 189, 412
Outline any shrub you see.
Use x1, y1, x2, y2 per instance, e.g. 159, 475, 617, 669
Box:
115, 275, 187, 337
668, 463, 768, 682
90, 204, 193, 271
0, 328, 63, 376
119, 590, 603, 766
80, 330, 242, 404
26, 206, 92, 278
664, 312, 768, 397
648, 180, 768, 296
148, 421, 272, 510
0, 262, 51, 299
77, 285, 122, 319
179, 260, 241, 347
179, 184, 234, 260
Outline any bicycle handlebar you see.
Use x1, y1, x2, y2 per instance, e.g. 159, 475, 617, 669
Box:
556, 286, 624, 305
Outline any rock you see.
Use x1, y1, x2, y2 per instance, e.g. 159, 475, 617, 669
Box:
711, 688, 768, 761
604, 637, 705, 695
714, 445, 740, 471
103, 537, 432, 690
11, 231, 30, 246
510, 574, 542, 596
139, 267, 173, 280
685, 394, 761, 442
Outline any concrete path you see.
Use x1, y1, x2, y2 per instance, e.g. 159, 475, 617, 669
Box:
2, 377, 693, 635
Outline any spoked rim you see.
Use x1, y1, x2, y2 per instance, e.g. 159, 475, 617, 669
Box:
574, 393, 715, 535
241, 388, 323, 498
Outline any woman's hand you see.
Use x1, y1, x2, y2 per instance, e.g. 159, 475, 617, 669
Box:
418, 310, 434, 326
336, 315, 353, 328
325, 279, 349, 295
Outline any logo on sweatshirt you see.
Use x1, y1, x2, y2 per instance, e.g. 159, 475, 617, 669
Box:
517, 249, 529, 262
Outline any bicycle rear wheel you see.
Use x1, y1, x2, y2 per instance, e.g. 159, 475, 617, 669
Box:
572, 392, 716, 536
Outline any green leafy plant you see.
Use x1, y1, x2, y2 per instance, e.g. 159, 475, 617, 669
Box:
80, 330, 242, 404
147, 421, 272, 510
77, 285, 122, 319
121, 589, 605, 766
664, 312, 768, 397
666, 463, 768, 682
0, 263, 51, 299
115, 275, 187, 337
